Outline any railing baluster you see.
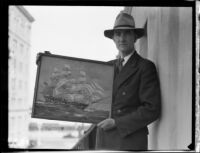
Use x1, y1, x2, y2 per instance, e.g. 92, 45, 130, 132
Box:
72, 124, 97, 150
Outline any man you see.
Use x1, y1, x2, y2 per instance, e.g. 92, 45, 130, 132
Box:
96, 11, 161, 150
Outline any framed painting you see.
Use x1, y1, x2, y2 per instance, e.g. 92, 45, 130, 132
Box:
32, 53, 114, 124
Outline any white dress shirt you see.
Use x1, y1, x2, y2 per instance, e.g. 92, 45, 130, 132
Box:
121, 51, 134, 66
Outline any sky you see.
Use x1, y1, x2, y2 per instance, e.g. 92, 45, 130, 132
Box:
24, 6, 123, 60
23, 6, 124, 124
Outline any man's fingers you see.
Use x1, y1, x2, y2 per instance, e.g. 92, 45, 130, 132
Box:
97, 119, 110, 129
97, 120, 105, 127
98, 123, 106, 130
97, 118, 116, 131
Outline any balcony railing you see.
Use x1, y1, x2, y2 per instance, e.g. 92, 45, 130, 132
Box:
72, 124, 97, 150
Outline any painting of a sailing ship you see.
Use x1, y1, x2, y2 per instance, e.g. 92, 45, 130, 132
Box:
32, 53, 114, 123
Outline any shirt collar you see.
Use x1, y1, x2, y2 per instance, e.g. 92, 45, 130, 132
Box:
121, 51, 134, 66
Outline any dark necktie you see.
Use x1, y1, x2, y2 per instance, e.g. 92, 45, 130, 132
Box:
118, 58, 124, 72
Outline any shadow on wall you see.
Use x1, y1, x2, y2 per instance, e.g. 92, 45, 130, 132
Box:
130, 7, 192, 150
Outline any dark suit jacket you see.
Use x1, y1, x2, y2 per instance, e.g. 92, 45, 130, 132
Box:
96, 51, 161, 150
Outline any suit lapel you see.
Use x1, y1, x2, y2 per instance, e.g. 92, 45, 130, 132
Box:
113, 51, 141, 94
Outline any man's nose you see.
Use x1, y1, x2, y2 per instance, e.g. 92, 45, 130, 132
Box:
118, 33, 126, 41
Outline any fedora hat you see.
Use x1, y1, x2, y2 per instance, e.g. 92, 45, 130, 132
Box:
104, 12, 144, 39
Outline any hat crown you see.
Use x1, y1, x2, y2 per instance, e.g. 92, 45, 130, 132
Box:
114, 12, 135, 29
104, 11, 144, 39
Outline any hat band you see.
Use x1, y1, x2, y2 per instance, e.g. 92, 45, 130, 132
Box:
114, 25, 135, 29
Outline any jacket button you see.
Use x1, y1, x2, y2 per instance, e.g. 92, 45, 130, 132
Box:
122, 92, 126, 95
117, 109, 121, 113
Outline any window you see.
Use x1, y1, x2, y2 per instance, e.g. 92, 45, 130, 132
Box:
26, 47, 29, 58
19, 80, 22, 89
24, 82, 27, 91
21, 80, 23, 90
9, 38, 15, 57
11, 97, 15, 103
20, 44, 24, 55
9, 49, 12, 58
14, 16, 18, 25
13, 58, 16, 71
8, 7, 13, 22
17, 116, 22, 139
19, 62, 23, 73
9, 116, 15, 141
11, 78, 16, 90
10, 97, 16, 109
27, 24, 31, 30
26, 24, 31, 34
13, 39, 17, 50
29, 122, 39, 131
18, 98, 22, 105
18, 17, 21, 27
8, 37, 12, 50
21, 19, 25, 28
25, 64, 29, 74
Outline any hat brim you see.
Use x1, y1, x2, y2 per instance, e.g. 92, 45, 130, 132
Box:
104, 28, 145, 39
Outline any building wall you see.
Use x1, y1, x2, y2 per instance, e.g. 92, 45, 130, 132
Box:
127, 7, 192, 150
8, 5, 34, 148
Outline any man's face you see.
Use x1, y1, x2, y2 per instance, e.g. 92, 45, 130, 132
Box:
113, 29, 136, 57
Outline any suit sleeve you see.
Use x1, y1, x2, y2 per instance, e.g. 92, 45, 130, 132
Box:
115, 61, 161, 137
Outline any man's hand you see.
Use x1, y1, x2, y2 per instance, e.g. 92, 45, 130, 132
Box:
97, 118, 116, 131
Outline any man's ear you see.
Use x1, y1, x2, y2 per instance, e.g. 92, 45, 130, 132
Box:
134, 35, 138, 43
112, 37, 116, 43
112, 35, 115, 40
